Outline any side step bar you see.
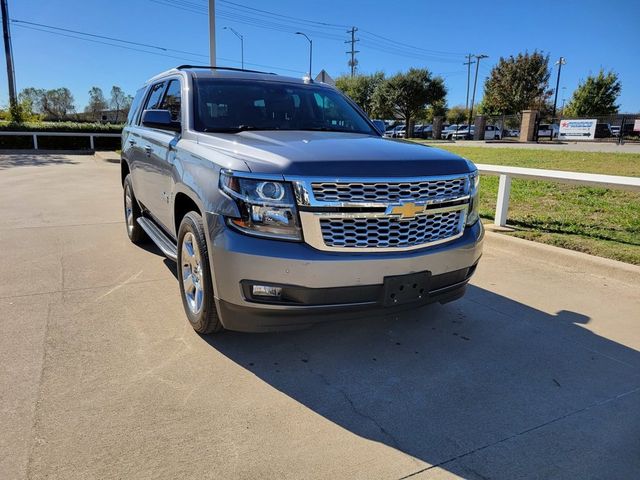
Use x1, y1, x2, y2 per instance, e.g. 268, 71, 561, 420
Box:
137, 217, 178, 262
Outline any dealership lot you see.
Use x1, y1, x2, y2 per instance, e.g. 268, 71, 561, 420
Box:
1, 153, 639, 479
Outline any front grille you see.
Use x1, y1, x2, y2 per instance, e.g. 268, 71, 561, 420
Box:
319, 210, 463, 249
312, 177, 467, 203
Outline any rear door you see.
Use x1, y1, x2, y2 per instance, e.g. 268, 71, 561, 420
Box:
136, 78, 183, 232
149, 78, 183, 230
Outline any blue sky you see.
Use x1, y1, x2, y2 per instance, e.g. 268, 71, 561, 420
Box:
2, 0, 639, 112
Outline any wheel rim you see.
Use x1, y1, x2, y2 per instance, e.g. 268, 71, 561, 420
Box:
181, 232, 204, 315
124, 185, 134, 234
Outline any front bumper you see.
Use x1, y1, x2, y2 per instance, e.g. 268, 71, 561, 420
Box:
206, 214, 484, 332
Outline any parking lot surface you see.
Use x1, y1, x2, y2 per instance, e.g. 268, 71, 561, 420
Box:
1, 153, 639, 480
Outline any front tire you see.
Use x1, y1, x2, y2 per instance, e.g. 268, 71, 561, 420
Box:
123, 174, 148, 244
177, 211, 223, 334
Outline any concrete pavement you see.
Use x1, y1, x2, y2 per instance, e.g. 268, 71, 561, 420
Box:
1, 153, 639, 479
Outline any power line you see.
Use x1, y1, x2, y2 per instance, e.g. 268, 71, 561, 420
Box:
12, 21, 306, 75
12, 19, 207, 57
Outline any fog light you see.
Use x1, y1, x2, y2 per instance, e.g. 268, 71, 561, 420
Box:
252, 285, 282, 297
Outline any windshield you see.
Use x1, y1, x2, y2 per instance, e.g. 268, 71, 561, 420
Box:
193, 78, 376, 135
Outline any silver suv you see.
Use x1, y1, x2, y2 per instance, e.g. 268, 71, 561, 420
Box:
121, 66, 483, 333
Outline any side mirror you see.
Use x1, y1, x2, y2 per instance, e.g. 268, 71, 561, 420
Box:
141, 109, 181, 132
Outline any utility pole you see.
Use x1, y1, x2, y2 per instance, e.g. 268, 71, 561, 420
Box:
295, 32, 312, 78
463, 53, 475, 113
1, 0, 16, 109
467, 54, 488, 139
345, 26, 359, 77
551, 56, 566, 120
208, 0, 216, 66
223, 26, 243, 69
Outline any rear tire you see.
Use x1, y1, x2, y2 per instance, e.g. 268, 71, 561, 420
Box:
177, 211, 223, 334
123, 174, 148, 244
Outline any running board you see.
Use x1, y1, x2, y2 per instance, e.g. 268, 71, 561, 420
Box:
137, 217, 178, 262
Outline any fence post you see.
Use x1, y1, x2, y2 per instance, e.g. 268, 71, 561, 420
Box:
32, 133, 38, 150
494, 174, 511, 227
619, 116, 625, 146
89, 135, 95, 150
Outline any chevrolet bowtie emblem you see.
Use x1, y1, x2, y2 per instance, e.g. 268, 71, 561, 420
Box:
388, 202, 424, 219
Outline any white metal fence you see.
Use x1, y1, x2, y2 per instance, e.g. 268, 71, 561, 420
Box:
0, 131, 121, 150
476, 164, 640, 226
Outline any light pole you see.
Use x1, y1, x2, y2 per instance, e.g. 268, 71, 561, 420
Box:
552, 56, 566, 120
223, 26, 244, 69
560, 86, 567, 116
295, 32, 312, 78
1, 0, 17, 110
467, 54, 488, 139
208, 0, 215, 66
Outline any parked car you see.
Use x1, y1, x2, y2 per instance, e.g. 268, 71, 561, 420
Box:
452, 125, 502, 140
610, 125, 621, 137
443, 124, 465, 140
121, 66, 483, 333
537, 123, 559, 140
412, 124, 433, 139
384, 124, 404, 138
594, 123, 613, 138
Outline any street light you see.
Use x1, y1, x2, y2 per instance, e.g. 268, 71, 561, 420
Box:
467, 54, 488, 139
552, 57, 566, 120
295, 31, 312, 79
223, 26, 244, 69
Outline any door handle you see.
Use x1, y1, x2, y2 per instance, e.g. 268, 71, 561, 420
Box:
128, 139, 136, 145
144, 145, 152, 155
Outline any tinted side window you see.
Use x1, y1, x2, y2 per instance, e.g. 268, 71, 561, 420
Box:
126, 87, 146, 125
160, 80, 181, 122
144, 82, 166, 111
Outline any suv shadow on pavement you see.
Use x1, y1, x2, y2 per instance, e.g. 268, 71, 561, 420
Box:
202, 285, 640, 479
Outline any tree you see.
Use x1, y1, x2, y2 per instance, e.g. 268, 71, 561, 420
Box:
563, 70, 621, 117
482, 51, 551, 115
422, 99, 447, 123
17, 87, 75, 120
335, 72, 385, 117
109, 86, 132, 123
446, 105, 467, 124
86, 86, 108, 121
372, 68, 446, 136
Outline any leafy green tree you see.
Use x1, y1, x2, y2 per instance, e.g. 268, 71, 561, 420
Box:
422, 99, 447, 123
482, 51, 551, 115
109, 86, 133, 122
86, 87, 108, 121
335, 72, 385, 117
446, 105, 467, 124
564, 70, 621, 117
372, 68, 446, 136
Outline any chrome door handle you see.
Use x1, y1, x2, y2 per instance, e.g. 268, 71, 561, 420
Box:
128, 139, 136, 145
144, 145, 152, 155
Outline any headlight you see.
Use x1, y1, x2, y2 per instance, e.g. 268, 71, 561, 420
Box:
466, 171, 480, 226
220, 171, 302, 240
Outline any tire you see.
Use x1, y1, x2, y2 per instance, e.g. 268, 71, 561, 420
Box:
123, 174, 148, 244
177, 211, 223, 334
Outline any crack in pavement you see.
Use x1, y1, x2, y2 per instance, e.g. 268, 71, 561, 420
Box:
293, 344, 402, 450
397, 385, 640, 479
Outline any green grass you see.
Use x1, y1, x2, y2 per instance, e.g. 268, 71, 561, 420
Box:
418, 144, 640, 265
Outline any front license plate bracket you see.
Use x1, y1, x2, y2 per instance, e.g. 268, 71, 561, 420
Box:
382, 271, 431, 307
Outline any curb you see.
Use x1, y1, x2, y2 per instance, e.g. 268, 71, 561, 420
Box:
483, 230, 640, 286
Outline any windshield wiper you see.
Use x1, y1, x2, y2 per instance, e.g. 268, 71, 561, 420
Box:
299, 127, 369, 134
202, 125, 269, 133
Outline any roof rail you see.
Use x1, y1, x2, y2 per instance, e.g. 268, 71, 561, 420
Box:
176, 65, 276, 75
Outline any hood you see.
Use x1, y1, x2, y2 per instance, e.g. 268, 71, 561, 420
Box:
195, 130, 474, 177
